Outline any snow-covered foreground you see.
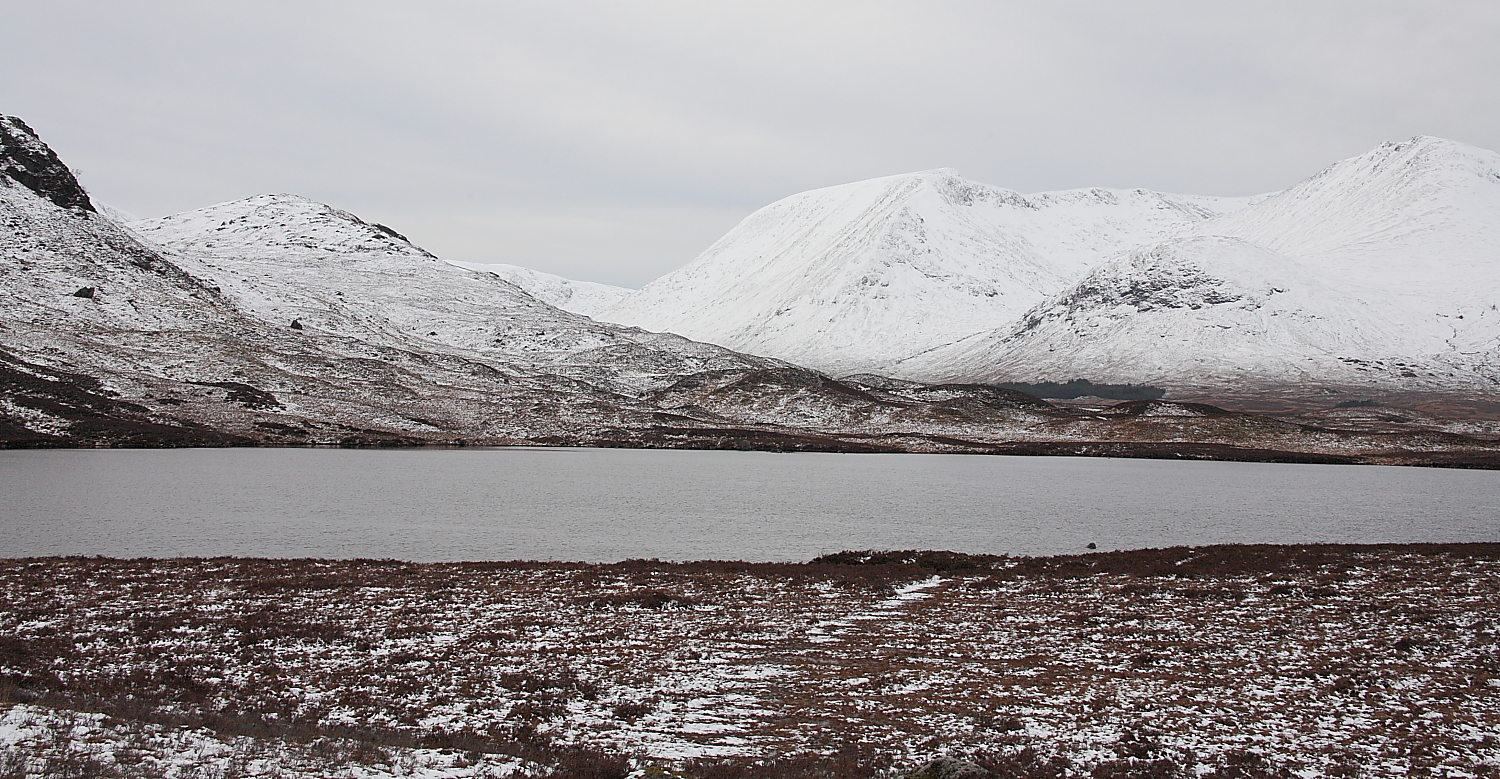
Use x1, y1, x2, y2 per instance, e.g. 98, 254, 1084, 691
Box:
2, 547, 1496, 778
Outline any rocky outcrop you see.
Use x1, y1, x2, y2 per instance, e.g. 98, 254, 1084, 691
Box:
0, 115, 95, 213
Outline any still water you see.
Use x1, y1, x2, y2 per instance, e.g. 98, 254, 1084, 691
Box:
1, 448, 1495, 562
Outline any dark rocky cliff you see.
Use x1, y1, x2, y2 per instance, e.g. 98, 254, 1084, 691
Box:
0, 115, 96, 212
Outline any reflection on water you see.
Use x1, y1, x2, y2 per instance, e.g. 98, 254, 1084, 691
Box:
1, 448, 1495, 562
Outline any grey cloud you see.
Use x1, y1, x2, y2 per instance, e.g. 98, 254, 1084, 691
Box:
3, 0, 1497, 286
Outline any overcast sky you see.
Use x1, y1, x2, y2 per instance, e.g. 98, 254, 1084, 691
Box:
5, 1, 1498, 287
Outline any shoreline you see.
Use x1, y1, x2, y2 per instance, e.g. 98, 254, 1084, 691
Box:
5, 436, 1500, 469
5, 540, 1500, 566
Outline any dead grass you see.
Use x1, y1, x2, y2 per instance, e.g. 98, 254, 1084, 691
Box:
0, 545, 1496, 777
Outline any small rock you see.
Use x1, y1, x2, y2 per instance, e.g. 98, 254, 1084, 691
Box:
72, 286, 95, 298
290, 319, 303, 330
1087, 542, 1097, 549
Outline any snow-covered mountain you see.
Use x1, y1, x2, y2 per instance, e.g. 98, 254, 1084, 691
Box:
7, 113, 1499, 458
444, 260, 630, 318
598, 169, 1250, 374
893, 136, 1500, 394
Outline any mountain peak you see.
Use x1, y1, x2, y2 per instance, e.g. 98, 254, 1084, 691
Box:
133, 193, 436, 260
915, 167, 964, 179
1195, 133, 1500, 263
1335, 134, 1500, 186
0, 115, 96, 213
1386, 134, 1471, 152
600, 167, 1249, 373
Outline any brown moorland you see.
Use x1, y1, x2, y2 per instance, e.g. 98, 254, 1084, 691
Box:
0, 544, 1496, 777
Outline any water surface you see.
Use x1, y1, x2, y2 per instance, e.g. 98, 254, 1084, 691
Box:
1, 448, 1494, 561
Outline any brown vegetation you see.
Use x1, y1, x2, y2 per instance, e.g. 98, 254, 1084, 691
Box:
0, 545, 1496, 777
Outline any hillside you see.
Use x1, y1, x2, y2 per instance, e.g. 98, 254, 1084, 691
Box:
445, 260, 630, 318
0, 114, 790, 446
127, 195, 776, 398
0, 115, 1109, 452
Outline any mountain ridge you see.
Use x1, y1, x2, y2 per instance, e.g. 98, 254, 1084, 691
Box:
889, 135, 1500, 397
595, 168, 1253, 374
4, 114, 1499, 464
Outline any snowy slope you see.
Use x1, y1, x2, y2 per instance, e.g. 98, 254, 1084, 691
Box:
0, 118, 262, 352
445, 260, 630, 318
2, 185, 1098, 447
893, 137, 1500, 393
598, 169, 1249, 375
96, 202, 138, 224
13, 113, 1500, 453
0, 123, 378, 442
127, 195, 781, 397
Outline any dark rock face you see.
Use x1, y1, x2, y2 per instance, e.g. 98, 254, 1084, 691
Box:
0, 116, 96, 213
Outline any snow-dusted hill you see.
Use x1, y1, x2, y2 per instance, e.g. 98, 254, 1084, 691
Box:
598, 169, 1250, 374
445, 260, 630, 318
892, 137, 1500, 393
128, 195, 772, 397
0, 114, 809, 445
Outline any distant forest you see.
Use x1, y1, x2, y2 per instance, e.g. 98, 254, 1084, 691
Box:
997, 379, 1167, 400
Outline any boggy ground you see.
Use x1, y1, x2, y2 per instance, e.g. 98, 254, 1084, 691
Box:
0, 545, 1497, 778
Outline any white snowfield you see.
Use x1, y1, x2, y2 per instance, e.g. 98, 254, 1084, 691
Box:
892, 136, 1500, 392
444, 260, 630, 319
596, 168, 1253, 375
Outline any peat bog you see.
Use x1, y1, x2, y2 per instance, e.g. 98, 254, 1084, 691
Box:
1, 544, 1497, 777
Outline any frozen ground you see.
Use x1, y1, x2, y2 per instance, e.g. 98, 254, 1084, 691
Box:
1, 545, 1496, 777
